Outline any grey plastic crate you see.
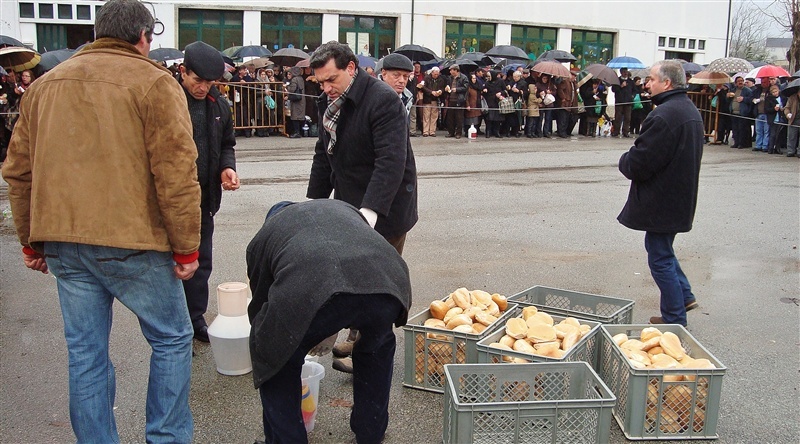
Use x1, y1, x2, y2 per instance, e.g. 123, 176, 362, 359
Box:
476, 308, 602, 369
402, 303, 517, 393
598, 324, 727, 440
443, 362, 616, 444
508, 285, 634, 324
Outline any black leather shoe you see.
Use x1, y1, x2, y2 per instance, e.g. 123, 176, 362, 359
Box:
194, 325, 209, 343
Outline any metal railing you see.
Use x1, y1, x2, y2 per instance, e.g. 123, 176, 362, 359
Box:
219, 81, 288, 135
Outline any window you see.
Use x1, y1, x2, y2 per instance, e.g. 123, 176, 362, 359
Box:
571, 30, 615, 69
339, 15, 396, 58
688, 39, 695, 49
678, 38, 686, 49
444, 21, 495, 60
658, 36, 666, 47
511, 25, 556, 63
58, 4, 72, 19
668, 37, 676, 48
261, 12, 321, 53
39, 3, 54, 19
77, 5, 91, 20
19, 2, 34, 18
178, 9, 243, 51
698, 40, 705, 50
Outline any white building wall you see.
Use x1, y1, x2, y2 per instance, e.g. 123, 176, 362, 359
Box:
2, 0, 731, 66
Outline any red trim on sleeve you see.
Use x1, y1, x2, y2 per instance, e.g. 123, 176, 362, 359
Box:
22, 246, 38, 256
173, 251, 199, 264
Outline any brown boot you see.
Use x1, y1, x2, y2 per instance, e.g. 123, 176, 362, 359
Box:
332, 356, 354, 374
332, 330, 360, 358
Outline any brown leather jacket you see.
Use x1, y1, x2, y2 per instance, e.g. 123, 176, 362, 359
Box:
2, 38, 200, 254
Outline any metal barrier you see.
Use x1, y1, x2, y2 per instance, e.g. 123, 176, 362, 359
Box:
220, 81, 288, 136
688, 91, 721, 143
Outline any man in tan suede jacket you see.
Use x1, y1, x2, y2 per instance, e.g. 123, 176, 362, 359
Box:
1, 0, 201, 441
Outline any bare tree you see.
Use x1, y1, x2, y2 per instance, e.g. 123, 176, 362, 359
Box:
729, 0, 772, 61
755, 0, 799, 71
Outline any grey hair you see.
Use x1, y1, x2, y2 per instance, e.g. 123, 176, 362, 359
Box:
95, 0, 155, 45
651, 60, 686, 89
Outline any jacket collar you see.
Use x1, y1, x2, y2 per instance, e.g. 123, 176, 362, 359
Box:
74, 38, 171, 75
651, 88, 686, 106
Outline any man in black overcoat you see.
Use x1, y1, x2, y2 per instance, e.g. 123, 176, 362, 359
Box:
247, 199, 411, 444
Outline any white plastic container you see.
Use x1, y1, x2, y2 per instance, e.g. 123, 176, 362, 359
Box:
301, 361, 325, 432
208, 282, 252, 376
207, 315, 252, 375
467, 124, 477, 140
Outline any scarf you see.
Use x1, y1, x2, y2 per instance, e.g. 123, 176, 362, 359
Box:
322, 69, 358, 154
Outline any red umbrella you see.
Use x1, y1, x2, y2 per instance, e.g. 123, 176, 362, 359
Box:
746, 65, 790, 79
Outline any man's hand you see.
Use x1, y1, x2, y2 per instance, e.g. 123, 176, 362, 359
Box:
308, 333, 339, 356
174, 259, 199, 280
221, 168, 240, 191
22, 251, 48, 274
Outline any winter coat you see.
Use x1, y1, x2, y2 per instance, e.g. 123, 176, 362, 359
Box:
484, 77, 506, 122
465, 84, 482, 119
617, 89, 704, 233
447, 72, 469, 107
421, 73, 447, 104
2, 38, 200, 254
247, 199, 411, 387
526, 84, 542, 117
307, 69, 418, 239
287, 74, 306, 121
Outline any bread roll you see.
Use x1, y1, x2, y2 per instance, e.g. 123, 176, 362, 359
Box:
451, 288, 472, 310
664, 385, 693, 413
579, 324, 591, 335
561, 317, 581, 327
470, 290, 493, 307
423, 318, 447, 329
513, 339, 536, 354
647, 346, 664, 356
462, 306, 480, 321
486, 301, 501, 317
444, 295, 456, 309
620, 339, 644, 351
640, 336, 662, 352
520, 306, 538, 320
474, 310, 498, 327
660, 332, 686, 360
659, 408, 684, 433
561, 331, 580, 351
452, 324, 476, 334
505, 318, 528, 339
650, 353, 680, 369
527, 311, 554, 326
446, 314, 473, 330
612, 333, 629, 346
533, 341, 560, 353
471, 323, 487, 334
443, 307, 464, 324
499, 334, 516, 348
640, 327, 663, 342
429, 300, 449, 320
554, 323, 579, 339
491, 293, 508, 311
527, 323, 557, 343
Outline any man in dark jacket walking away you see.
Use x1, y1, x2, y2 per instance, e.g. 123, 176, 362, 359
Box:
247, 199, 411, 444
618, 60, 703, 327
179, 41, 239, 341
307, 41, 418, 374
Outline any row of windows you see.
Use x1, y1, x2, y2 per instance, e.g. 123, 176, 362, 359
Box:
659, 36, 705, 51
20, 2, 96, 20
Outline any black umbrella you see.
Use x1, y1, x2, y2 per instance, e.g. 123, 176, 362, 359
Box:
148, 47, 184, 63
270, 47, 310, 66
0, 35, 25, 49
394, 44, 438, 62
485, 45, 530, 62
793, 69, 800, 78
38, 48, 76, 71
682, 62, 704, 74
459, 52, 496, 67
538, 49, 577, 63
585, 63, 621, 85
442, 58, 479, 74
781, 78, 800, 98
233, 45, 272, 59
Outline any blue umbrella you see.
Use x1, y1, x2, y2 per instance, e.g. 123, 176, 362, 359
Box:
607, 56, 646, 69
357, 54, 376, 69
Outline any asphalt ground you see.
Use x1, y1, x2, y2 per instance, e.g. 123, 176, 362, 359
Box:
1, 130, 798, 443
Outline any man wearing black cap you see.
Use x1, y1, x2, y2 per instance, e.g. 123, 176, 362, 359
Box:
445, 64, 469, 138
180, 40, 240, 342
380, 52, 415, 119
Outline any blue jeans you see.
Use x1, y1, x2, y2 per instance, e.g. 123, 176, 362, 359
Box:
44, 242, 194, 443
258, 293, 403, 444
754, 114, 769, 150
644, 232, 695, 326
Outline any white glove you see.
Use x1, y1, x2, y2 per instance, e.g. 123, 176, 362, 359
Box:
359, 207, 378, 228
308, 333, 339, 356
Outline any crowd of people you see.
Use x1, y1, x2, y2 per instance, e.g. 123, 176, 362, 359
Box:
701, 75, 799, 157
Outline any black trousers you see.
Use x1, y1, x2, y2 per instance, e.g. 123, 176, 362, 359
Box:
259, 293, 404, 444
182, 207, 214, 329
446, 108, 464, 136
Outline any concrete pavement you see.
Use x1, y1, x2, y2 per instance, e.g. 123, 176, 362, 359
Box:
1, 131, 798, 443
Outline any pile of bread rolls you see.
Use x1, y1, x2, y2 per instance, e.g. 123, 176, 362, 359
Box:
414, 288, 509, 386
487, 306, 593, 362
611, 327, 716, 434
